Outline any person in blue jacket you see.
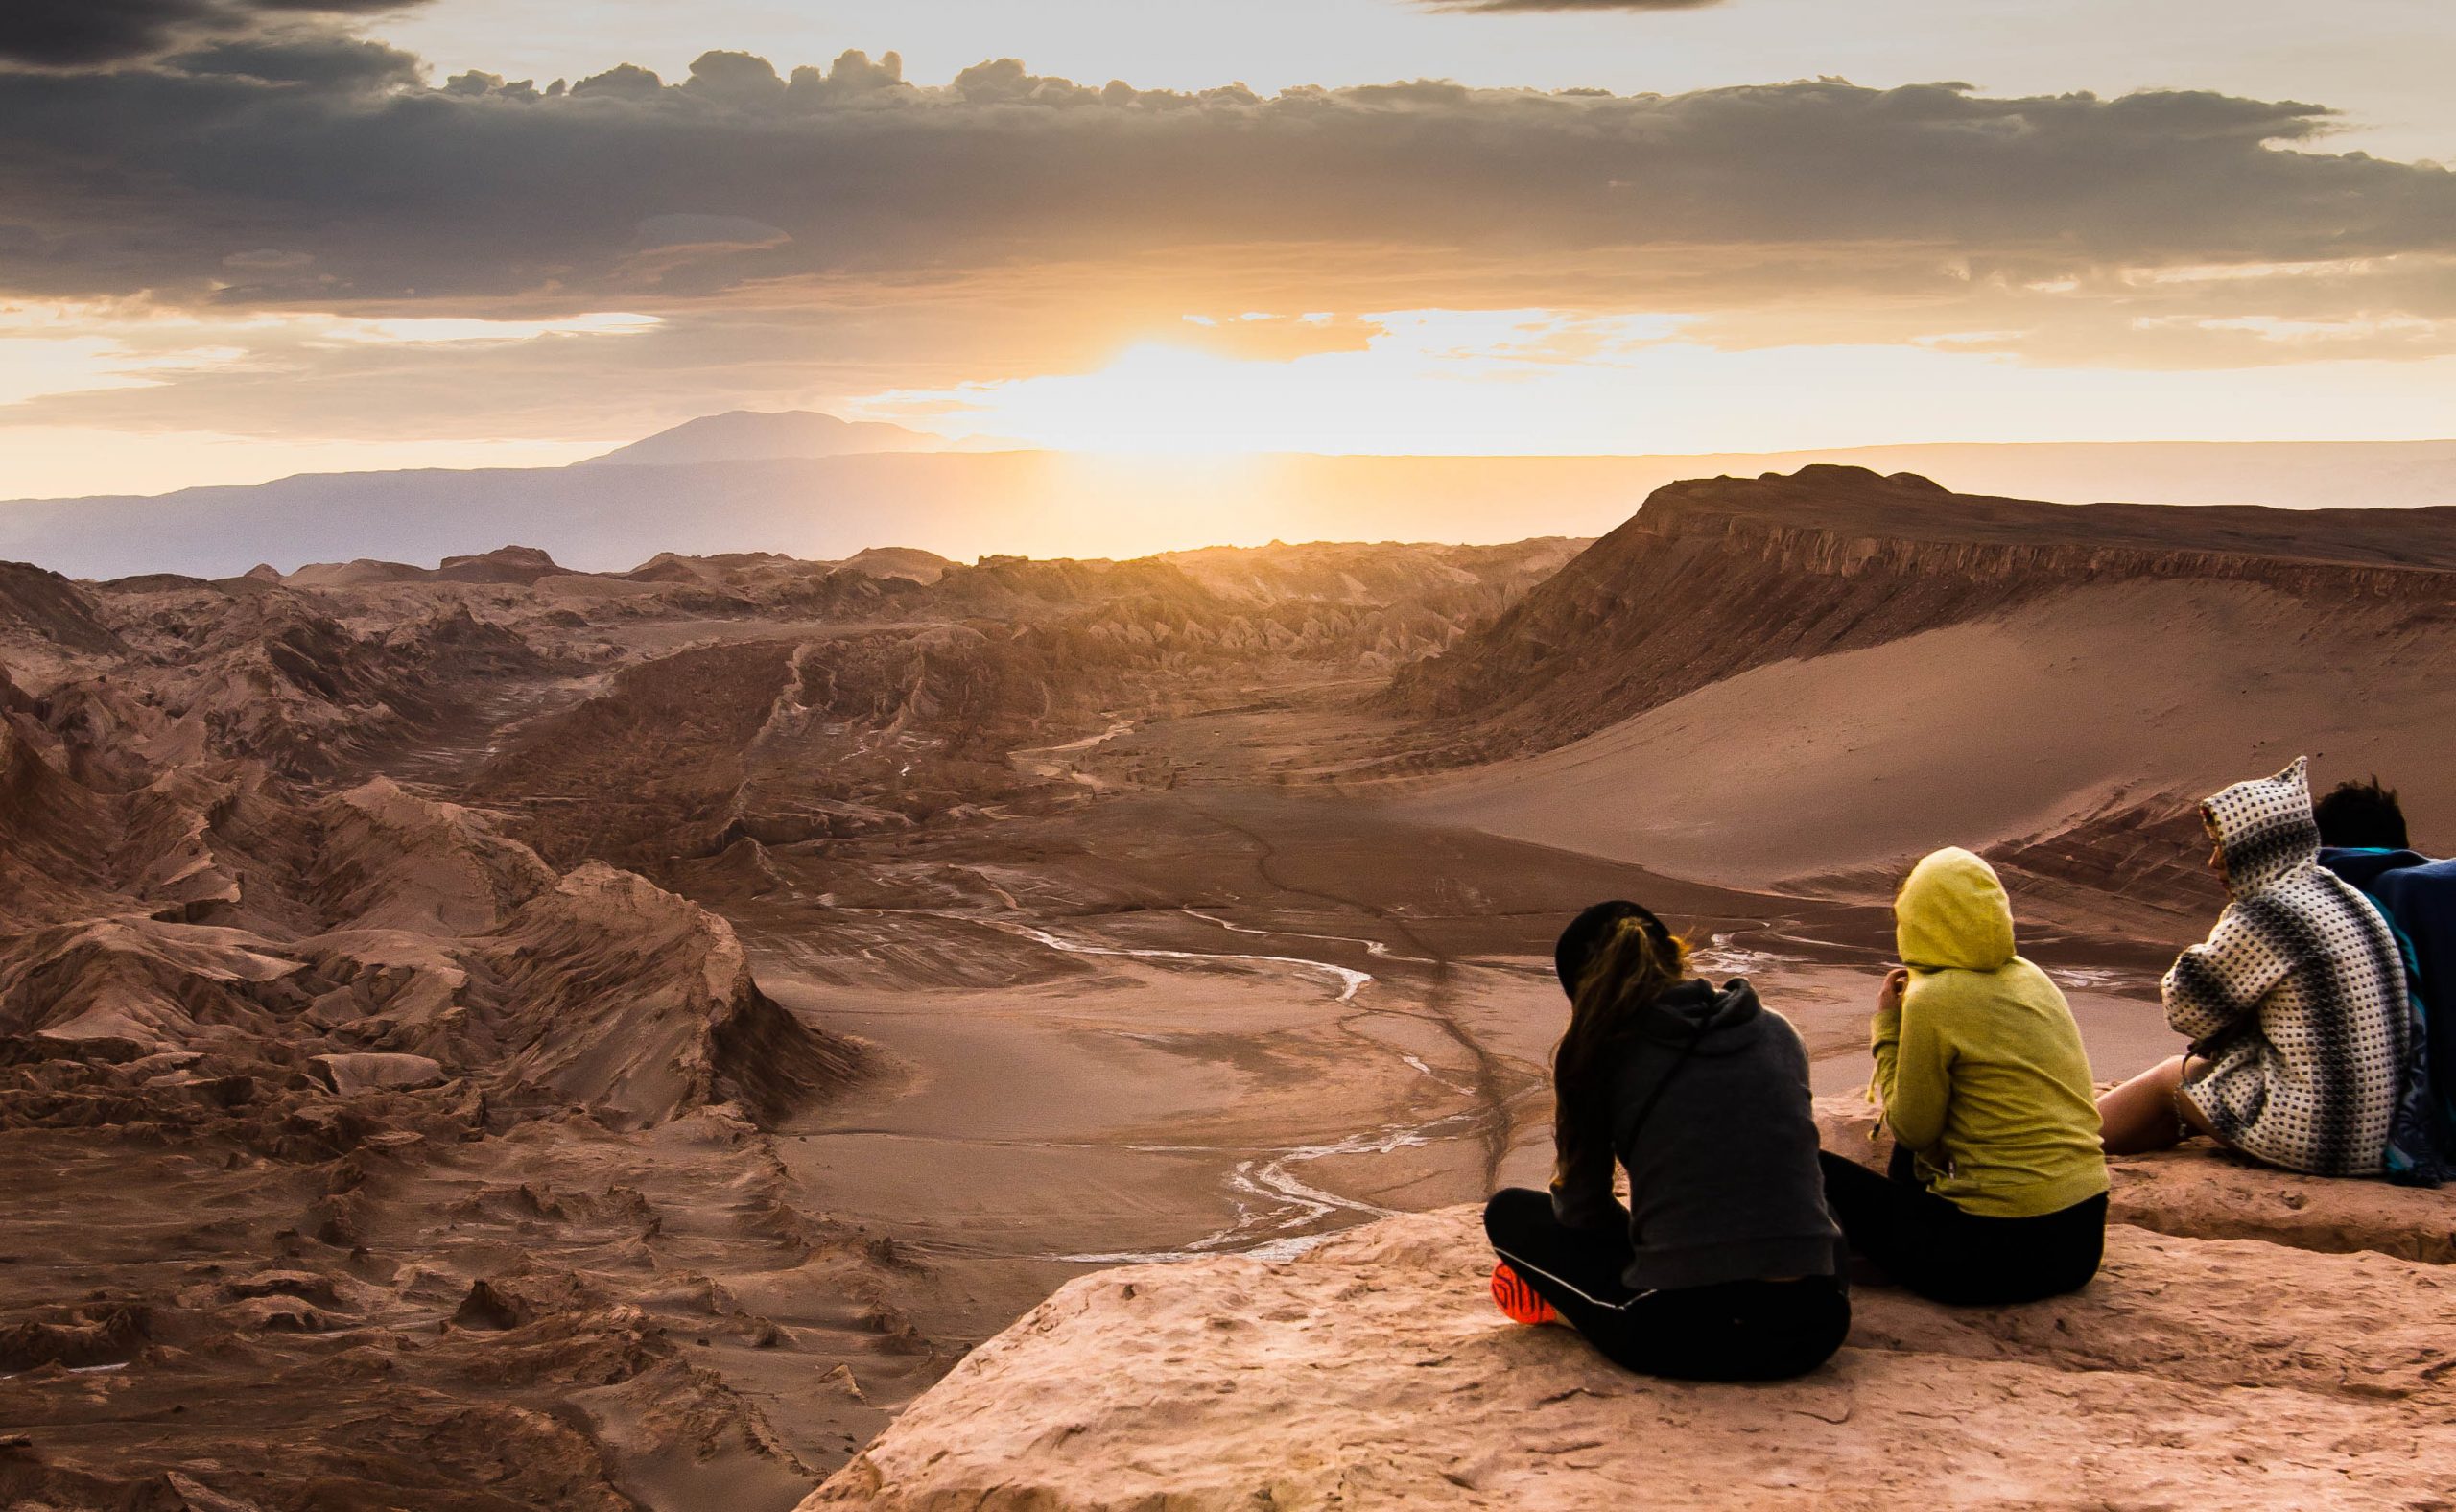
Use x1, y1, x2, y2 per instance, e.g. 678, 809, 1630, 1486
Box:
2314, 776, 2456, 1186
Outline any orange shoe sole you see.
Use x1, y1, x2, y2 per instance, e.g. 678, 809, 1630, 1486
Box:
1490, 1261, 1558, 1326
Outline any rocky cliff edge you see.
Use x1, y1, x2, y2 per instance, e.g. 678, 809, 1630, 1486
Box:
807, 1097, 2456, 1510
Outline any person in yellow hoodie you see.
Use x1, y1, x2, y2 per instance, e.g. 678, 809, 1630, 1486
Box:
1818, 848, 2111, 1304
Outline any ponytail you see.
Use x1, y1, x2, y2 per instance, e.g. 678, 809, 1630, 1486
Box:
1552, 914, 1689, 1185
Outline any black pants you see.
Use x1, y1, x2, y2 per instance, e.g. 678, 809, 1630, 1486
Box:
1817, 1147, 2107, 1306
1481, 1189, 1850, 1381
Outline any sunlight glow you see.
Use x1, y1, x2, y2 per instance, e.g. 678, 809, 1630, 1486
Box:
860, 311, 2456, 458
323, 314, 664, 345
0, 301, 663, 413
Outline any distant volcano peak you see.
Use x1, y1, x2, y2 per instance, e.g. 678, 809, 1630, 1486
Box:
579, 410, 945, 467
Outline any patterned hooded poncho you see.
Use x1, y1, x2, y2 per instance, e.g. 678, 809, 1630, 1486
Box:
2169, 757, 2411, 1176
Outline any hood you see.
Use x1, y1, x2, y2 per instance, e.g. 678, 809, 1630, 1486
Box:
1895, 847, 2017, 972
2204, 756, 2320, 896
1638, 977, 1764, 1055
2319, 845, 2431, 891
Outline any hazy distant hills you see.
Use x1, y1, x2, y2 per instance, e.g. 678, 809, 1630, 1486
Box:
5, 422, 2454, 580
576, 410, 946, 467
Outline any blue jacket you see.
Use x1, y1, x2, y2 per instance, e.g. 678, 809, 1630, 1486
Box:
2321, 848, 2456, 1185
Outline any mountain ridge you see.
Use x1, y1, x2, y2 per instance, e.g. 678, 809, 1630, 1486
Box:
7, 440, 2456, 583
577, 410, 946, 467
1391, 465, 2456, 922
1392, 464, 2456, 753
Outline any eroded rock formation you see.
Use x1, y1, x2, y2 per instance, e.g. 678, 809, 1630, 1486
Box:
0, 531, 1587, 1508
0, 568, 880, 1510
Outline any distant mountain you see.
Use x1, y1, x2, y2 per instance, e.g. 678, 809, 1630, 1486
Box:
578, 411, 944, 466
5, 440, 2454, 581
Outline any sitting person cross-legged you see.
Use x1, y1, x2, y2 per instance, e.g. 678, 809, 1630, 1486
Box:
1483, 900, 1850, 1382
2098, 757, 2413, 1177
1818, 847, 2111, 1306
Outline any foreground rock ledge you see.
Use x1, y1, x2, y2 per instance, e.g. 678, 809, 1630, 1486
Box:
807, 1177, 2456, 1509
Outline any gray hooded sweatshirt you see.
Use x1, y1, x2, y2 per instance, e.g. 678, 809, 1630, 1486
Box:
1552, 977, 1847, 1292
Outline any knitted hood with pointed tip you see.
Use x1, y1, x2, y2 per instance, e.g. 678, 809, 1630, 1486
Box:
2204, 756, 2321, 896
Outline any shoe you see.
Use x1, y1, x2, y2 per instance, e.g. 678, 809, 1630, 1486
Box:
1490, 1261, 1557, 1325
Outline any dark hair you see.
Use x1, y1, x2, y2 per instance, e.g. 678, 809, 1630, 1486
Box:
1552, 899, 1673, 992
1550, 902, 1689, 1188
2314, 776, 2408, 851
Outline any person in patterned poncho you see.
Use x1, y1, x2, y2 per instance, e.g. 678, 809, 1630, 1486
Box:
2097, 757, 2412, 1176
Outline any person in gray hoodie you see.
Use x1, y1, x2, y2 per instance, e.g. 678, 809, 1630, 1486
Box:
1482, 900, 1850, 1380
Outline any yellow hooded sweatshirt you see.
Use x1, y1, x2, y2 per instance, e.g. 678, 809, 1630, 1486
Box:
1874, 848, 2110, 1218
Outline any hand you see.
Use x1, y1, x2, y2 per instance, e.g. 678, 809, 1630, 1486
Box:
1877, 967, 1910, 1014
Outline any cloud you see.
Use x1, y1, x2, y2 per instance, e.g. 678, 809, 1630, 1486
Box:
0, 297, 670, 442
0, 0, 427, 68
163, 32, 423, 90
3, 37, 2454, 445
6, 54, 2445, 307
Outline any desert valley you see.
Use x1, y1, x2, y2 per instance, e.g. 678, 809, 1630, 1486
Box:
5, 458, 2455, 1508
11, 0, 2456, 1499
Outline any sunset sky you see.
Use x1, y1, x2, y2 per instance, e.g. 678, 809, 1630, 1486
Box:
3, 0, 2453, 496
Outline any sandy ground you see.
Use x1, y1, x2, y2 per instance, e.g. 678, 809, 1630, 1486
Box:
1403, 577, 2456, 902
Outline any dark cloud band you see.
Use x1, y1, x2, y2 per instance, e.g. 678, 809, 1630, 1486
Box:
0, 0, 423, 67
2, 34, 2452, 452
2, 46, 2444, 313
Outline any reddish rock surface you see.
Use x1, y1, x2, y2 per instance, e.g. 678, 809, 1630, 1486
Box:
811, 1125, 2456, 1510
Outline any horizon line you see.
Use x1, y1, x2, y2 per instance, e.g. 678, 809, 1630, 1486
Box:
10, 435, 2456, 509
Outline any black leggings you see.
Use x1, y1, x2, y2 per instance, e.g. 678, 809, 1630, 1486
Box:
1817, 1147, 2107, 1306
1481, 1189, 1850, 1381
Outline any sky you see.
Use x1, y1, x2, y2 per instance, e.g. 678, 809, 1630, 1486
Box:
2, 0, 2453, 496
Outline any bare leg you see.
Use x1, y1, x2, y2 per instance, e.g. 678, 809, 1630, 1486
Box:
2173, 1065, 2225, 1143
2097, 1055, 2191, 1155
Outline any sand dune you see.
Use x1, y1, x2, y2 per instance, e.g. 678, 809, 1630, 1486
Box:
1410, 574, 2456, 913
1396, 469, 2456, 930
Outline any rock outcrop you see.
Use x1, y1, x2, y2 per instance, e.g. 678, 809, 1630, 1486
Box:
477, 862, 865, 1128
0, 562, 127, 655
0, 743, 862, 1139
0, 565, 884, 1511
811, 1102, 2456, 1509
